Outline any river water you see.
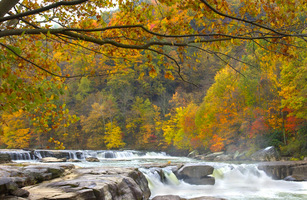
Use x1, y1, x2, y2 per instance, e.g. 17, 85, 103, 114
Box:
3, 149, 307, 200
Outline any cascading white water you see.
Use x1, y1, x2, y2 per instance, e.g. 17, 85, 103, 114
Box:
0, 150, 35, 160
1, 149, 306, 199
141, 163, 307, 200
1, 149, 176, 163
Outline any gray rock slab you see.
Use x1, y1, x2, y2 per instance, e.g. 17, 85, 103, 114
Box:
258, 160, 307, 180
24, 167, 150, 200
177, 164, 214, 178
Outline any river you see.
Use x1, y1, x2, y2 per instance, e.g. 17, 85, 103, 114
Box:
2, 149, 307, 200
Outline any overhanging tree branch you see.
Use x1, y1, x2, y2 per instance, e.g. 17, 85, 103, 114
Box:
0, 0, 89, 23
1, 28, 302, 50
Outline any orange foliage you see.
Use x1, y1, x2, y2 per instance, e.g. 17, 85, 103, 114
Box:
210, 134, 225, 152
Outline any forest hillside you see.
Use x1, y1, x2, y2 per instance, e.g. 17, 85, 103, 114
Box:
0, 0, 306, 159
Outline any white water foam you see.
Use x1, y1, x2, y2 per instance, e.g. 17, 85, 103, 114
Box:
142, 163, 307, 200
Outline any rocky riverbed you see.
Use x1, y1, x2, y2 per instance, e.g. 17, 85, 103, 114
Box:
0, 163, 226, 200
0, 163, 150, 200
0, 148, 306, 200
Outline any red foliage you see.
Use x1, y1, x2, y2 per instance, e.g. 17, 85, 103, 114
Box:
283, 108, 303, 134
249, 117, 269, 138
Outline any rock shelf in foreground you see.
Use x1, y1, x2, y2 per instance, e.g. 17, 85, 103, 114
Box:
0, 164, 150, 200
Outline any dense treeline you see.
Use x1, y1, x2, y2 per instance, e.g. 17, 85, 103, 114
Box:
1, 40, 306, 158
0, 0, 306, 159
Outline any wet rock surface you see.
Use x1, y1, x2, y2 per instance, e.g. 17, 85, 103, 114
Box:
0, 164, 150, 200
176, 164, 215, 185
258, 160, 307, 180
177, 164, 214, 178
25, 167, 150, 200
0, 164, 73, 199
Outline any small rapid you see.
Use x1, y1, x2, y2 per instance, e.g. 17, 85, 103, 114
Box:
0, 149, 171, 162
141, 163, 307, 200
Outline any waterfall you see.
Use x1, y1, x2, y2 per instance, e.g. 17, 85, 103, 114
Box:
0, 149, 171, 161
163, 168, 180, 185
141, 164, 307, 200
1, 150, 35, 160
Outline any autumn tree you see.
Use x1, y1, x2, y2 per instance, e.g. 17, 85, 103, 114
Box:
0, 0, 306, 151
1, 0, 306, 106
125, 97, 162, 149
0, 110, 31, 148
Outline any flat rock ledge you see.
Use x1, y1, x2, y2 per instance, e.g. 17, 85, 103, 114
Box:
0, 164, 150, 200
258, 160, 307, 181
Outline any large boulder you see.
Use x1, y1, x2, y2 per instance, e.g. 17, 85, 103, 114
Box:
250, 146, 280, 161
177, 164, 214, 178
176, 164, 215, 185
